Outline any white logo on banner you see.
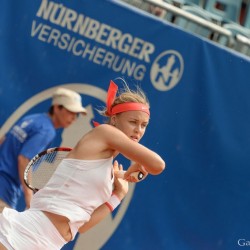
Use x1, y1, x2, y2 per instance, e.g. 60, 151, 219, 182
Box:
0, 83, 136, 250
150, 50, 184, 91
32, 1, 184, 90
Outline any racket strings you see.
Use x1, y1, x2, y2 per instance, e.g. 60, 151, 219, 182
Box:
30, 151, 68, 190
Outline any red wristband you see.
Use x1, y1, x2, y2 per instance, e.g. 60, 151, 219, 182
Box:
105, 193, 121, 212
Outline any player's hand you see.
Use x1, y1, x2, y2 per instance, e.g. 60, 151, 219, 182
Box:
113, 160, 129, 200
124, 162, 148, 182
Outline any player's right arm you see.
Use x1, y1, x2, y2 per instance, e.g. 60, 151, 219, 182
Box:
99, 125, 166, 175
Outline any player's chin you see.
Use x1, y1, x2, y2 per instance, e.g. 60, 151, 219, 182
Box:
130, 137, 140, 143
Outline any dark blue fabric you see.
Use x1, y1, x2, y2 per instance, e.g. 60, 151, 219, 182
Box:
0, 113, 55, 208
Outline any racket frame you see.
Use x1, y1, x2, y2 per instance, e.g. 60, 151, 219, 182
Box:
24, 147, 72, 192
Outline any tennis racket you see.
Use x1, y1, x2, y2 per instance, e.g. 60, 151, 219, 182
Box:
24, 147, 146, 192
24, 147, 72, 192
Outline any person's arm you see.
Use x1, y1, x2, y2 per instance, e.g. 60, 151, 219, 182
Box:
123, 162, 149, 182
18, 155, 33, 208
0, 136, 5, 145
99, 125, 166, 175
78, 161, 128, 234
78, 201, 112, 234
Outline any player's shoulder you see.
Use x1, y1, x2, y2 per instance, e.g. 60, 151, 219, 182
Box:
94, 124, 112, 132
94, 124, 122, 136
94, 123, 112, 133
93, 124, 125, 140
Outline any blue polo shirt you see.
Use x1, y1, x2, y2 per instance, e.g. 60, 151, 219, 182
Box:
0, 113, 56, 208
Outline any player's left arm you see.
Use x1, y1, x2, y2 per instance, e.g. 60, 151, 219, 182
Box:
78, 202, 112, 234
78, 161, 128, 234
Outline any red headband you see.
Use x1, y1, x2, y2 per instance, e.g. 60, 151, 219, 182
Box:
93, 81, 149, 127
111, 102, 150, 116
106, 81, 150, 116
106, 80, 118, 116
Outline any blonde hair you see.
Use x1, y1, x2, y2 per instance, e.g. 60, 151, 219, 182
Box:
98, 82, 150, 122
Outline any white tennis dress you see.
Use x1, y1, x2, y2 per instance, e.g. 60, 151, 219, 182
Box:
0, 157, 114, 250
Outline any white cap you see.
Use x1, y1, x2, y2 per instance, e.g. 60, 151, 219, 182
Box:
52, 88, 87, 114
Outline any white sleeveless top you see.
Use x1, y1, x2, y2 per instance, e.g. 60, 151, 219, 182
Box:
30, 157, 114, 238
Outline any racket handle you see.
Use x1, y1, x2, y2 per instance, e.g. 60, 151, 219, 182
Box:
115, 170, 145, 182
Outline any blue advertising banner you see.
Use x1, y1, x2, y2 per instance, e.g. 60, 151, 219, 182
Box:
1, 0, 250, 249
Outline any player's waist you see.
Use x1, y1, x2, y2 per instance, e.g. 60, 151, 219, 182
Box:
42, 211, 72, 242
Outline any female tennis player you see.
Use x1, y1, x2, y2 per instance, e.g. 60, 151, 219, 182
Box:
0, 80, 165, 250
